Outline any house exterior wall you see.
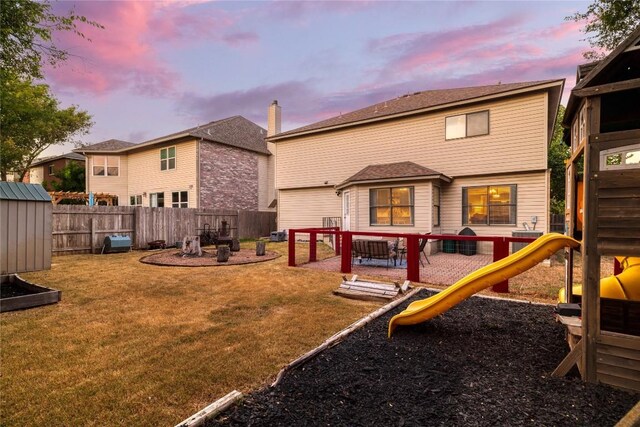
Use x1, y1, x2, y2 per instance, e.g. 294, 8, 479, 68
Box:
199, 141, 258, 210
275, 91, 551, 238
128, 140, 198, 207
29, 166, 44, 184
278, 187, 342, 233
276, 92, 548, 190
86, 154, 129, 204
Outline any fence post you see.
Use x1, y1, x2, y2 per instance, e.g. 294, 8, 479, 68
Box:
288, 230, 296, 267
90, 218, 96, 254
614, 257, 622, 275
406, 235, 420, 283
309, 231, 317, 262
335, 229, 341, 256
492, 237, 509, 293
341, 232, 352, 274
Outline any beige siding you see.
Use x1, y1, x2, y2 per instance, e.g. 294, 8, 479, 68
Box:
29, 166, 43, 184
86, 154, 129, 204
278, 187, 341, 233
127, 140, 198, 207
258, 150, 275, 212
439, 171, 549, 252
276, 92, 548, 189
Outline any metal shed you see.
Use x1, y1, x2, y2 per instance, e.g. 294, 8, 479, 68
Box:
0, 182, 52, 275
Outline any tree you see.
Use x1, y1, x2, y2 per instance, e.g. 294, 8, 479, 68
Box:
0, 74, 92, 181
567, 0, 640, 59
548, 105, 569, 214
51, 161, 85, 192
0, 0, 102, 79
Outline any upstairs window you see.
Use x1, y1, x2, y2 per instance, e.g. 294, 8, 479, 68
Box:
161, 147, 176, 171
463, 185, 516, 225
445, 110, 489, 140
370, 187, 414, 226
93, 156, 119, 176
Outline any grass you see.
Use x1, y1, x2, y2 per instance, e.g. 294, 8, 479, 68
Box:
1, 242, 379, 426
2, 241, 612, 425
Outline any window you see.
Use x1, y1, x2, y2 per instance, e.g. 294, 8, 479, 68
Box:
601, 144, 640, 170
463, 185, 516, 225
160, 147, 176, 171
150, 192, 164, 208
92, 155, 119, 176
130, 195, 142, 206
445, 110, 489, 140
579, 108, 586, 144
432, 186, 441, 226
370, 187, 414, 226
172, 191, 188, 208
48, 164, 55, 175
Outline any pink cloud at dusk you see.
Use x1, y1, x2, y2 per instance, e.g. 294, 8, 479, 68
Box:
45, 1, 257, 96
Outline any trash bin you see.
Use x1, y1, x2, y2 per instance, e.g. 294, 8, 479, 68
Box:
442, 233, 457, 253
511, 230, 543, 253
458, 227, 477, 256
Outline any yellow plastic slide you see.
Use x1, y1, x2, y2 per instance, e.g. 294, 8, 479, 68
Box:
388, 233, 581, 337
558, 256, 640, 302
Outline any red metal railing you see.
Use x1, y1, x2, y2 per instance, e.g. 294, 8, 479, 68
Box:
288, 228, 537, 293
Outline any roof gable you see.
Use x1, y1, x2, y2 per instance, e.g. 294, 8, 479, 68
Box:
76, 139, 135, 153
337, 161, 451, 189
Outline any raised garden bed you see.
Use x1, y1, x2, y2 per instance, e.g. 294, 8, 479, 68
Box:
0, 274, 61, 313
209, 291, 638, 426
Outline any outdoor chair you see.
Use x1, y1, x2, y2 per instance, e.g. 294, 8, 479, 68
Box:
397, 234, 431, 266
367, 240, 395, 268
351, 239, 370, 264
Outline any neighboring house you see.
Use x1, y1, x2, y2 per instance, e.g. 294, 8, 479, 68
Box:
75, 116, 275, 210
267, 80, 564, 249
29, 152, 86, 188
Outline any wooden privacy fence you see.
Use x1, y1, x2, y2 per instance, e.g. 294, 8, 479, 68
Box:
52, 206, 276, 255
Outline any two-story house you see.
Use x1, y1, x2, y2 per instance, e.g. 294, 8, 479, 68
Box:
28, 152, 86, 189
77, 116, 275, 210
267, 80, 564, 248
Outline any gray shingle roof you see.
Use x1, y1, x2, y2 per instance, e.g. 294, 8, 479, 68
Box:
337, 161, 450, 189
271, 80, 562, 140
75, 117, 270, 155
0, 182, 51, 201
76, 139, 135, 153
30, 152, 85, 167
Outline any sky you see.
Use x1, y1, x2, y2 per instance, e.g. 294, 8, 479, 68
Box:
43, 0, 592, 157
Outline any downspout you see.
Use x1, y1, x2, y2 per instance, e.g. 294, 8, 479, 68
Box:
197, 139, 202, 209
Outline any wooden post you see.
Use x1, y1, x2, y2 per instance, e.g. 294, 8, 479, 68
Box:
309, 231, 317, 262
341, 232, 352, 274
90, 218, 96, 254
406, 235, 420, 283
582, 97, 602, 384
288, 230, 296, 267
256, 240, 266, 256
491, 237, 509, 292
614, 257, 622, 275
217, 245, 230, 262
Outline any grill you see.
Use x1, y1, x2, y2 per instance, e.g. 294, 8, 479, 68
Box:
102, 235, 132, 254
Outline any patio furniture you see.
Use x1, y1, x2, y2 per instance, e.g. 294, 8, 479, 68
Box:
351, 239, 396, 268
397, 234, 431, 266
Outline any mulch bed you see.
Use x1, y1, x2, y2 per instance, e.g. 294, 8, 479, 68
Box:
0, 282, 37, 298
139, 248, 280, 267
209, 291, 638, 426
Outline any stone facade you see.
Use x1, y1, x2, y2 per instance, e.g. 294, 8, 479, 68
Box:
199, 141, 260, 210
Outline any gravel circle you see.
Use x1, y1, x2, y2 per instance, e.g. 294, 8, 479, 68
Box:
139, 248, 280, 267
209, 290, 638, 426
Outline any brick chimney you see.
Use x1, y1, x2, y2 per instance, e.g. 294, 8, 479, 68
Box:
267, 100, 281, 137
